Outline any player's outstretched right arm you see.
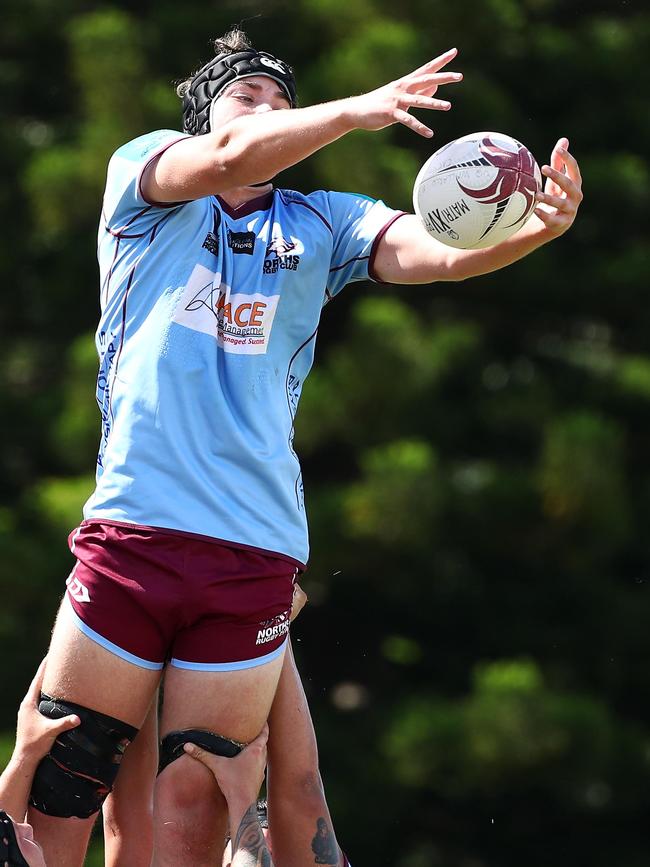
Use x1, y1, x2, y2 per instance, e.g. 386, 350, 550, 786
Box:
143, 49, 462, 203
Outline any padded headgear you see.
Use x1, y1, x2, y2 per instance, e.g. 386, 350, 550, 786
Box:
0, 812, 30, 867
182, 49, 297, 135
29, 695, 138, 819
158, 728, 244, 774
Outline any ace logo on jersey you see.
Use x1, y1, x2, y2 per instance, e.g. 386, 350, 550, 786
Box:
174, 264, 280, 355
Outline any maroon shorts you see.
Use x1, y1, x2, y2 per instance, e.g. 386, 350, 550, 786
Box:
64, 521, 297, 671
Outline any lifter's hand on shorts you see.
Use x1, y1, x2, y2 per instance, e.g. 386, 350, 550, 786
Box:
290, 582, 308, 622
14, 658, 80, 764
344, 48, 462, 138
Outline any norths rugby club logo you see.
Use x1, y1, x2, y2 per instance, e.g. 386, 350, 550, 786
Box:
256, 609, 291, 646
173, 264, 280, 355
263, 233, 304, 275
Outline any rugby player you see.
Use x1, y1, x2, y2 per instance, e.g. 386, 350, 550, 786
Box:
25, 27, 582, 866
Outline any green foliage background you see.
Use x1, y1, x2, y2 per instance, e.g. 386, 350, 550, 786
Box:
1, 0, 648, 864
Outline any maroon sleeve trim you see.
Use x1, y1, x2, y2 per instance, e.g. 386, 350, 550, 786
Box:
137, 135, 191, 208
367, 211, 409, 284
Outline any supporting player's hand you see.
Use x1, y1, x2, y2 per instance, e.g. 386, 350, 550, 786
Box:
14, 658, 80, 763
184, 723, 269, 809
534, 138, 583, 237
345, 48, 463, 138
290, 582, 308, 622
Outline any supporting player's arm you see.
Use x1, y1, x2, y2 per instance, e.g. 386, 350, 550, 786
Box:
142, 49, 462, 203
0, 659, 79, 820
373, 138, 583, 284
184, 726, 273, 866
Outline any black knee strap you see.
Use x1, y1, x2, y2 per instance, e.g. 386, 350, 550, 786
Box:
158, 728, 244, 775
0, 811, 30, 866
29, 694, 138, 819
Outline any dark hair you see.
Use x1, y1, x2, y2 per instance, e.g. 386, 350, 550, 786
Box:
176, 28, 254, 99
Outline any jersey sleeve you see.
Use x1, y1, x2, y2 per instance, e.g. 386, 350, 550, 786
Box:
325, 191, 407, 298
102, 129, 189, 231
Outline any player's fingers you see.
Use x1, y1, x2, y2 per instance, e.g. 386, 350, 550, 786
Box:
536, 191, 572, 213
407, 47, 458, 78
403, 71, 463, 93
25, 658, 48, 704
401, 93, 452, 111
534, 206, 568, 231
50, 714, 81, 736
183, 742, 214, 767
550, 137, 569, 172
542, 165, 582, 201
290, 583, 308, 621
558, 146, 582, 186
251, 723, 269, 748
394, 108, 434, 138
533, 206, 557, 226
248, 723, 269, 757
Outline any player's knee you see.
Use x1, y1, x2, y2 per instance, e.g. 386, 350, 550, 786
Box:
155, 757, 225, 855
157, 754, 223, 815
29, 696, 138, 819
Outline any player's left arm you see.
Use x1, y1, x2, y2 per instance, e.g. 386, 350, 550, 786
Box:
373, 138, 583, 284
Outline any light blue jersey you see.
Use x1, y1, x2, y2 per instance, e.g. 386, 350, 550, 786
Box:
84, 129, 404, 565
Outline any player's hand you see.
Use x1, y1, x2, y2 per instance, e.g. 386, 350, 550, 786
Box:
290, 582, 308, 622
14, 658, 80, 762
534, 138, 583, 237
184, 723, 269, 808
345, 48, 463, 138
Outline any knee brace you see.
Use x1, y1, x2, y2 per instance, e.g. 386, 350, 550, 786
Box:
29, 694, 138, 819
158, 728, 244, 775
0, 811, 30, 867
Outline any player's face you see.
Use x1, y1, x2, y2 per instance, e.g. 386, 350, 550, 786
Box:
211, 75, 291, 127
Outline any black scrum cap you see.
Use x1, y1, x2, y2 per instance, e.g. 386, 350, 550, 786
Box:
182, 49, 297, 135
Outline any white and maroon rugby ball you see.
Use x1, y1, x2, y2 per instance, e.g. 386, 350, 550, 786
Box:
413, 131, 542, 249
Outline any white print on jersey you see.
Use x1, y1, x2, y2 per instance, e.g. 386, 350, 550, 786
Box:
66, 573, 91, 603
174, 264, 280, 355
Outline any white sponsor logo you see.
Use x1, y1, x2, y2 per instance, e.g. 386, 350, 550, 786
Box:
256, 611, 290, 646
174, 264, 279, 355
259, 56, 289, 74
66, 574, 90, 603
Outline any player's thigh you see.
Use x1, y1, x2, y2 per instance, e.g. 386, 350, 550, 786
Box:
268, 642, 319, 769
43, 597, 160, 726
160, 647, 286, 742
103, 694, 158, 867
153, 657, 285, 864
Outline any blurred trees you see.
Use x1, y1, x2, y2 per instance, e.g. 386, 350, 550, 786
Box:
1, 1, 649, 864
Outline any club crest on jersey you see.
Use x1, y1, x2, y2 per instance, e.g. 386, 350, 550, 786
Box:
173, 264, 280, 355
263, 234, 304, 275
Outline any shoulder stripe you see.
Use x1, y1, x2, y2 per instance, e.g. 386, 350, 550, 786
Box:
329, 254, 370, 274
278, 191, 332, 233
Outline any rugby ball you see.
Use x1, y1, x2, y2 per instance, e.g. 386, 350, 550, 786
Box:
413, 131, 542, 249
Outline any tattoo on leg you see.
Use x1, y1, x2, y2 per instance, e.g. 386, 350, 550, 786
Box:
233, 802, 272, 867
311, 816, 339, 865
